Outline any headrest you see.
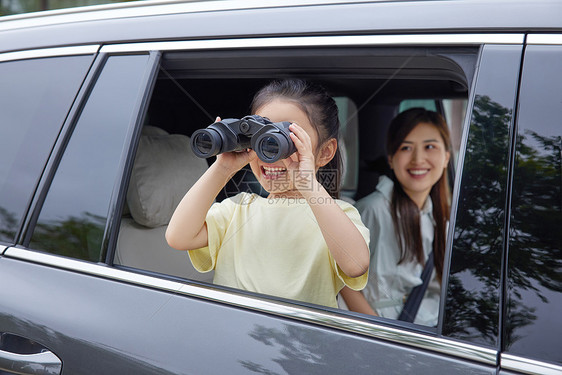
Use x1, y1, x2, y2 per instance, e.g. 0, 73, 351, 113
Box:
127, 126, 208, 228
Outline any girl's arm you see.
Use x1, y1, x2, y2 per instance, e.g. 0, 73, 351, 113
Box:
285, 124, 370, 278
340, 287, 377, 315
166, 122, 256, 250
303, 179, 370, 278
165, 162, 231, 250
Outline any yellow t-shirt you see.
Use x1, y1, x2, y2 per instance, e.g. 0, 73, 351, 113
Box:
188, 192, 370, 308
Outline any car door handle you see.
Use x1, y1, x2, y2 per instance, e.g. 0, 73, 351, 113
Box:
0, 349, 62, 375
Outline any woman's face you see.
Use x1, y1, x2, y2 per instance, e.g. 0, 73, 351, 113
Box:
250, 99, 320, 195
388, 122, 450, 208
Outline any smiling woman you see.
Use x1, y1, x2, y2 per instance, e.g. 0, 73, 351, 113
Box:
388, 112, 451, 209
342, 108, 452, 326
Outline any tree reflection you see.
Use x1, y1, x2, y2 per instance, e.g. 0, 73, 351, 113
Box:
445, 95, 561, 348
241, 320, 489, 374
240, 324, 359, 375
444, 95, 512, 345
510, 130, 562, 295
0, 207, 18, 243
30, 212, 105, 261
507, 129, 562, 347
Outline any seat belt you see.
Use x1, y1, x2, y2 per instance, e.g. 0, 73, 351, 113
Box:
398, 250, 434, 323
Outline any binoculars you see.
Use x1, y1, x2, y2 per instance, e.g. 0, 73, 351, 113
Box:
190, 115, 296, 163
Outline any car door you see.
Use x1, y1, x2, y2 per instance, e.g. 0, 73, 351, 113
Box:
0, 35, 521, 374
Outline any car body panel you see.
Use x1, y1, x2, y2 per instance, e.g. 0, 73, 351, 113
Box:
0, 249, 496, 374
0, 0, 561, 53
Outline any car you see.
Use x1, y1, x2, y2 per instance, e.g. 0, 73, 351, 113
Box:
1, 0, 561, 374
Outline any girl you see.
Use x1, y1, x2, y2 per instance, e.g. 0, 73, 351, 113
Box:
166, 79, 370, 308
341, 108, 451, 326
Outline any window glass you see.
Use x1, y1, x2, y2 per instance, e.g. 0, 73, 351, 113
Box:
506, 45, 562, 365
443, 45, 522, 346
335, 97, 359, 198
399, 99, 437, 112
30, 55, 150, 261
0, 56, 93, 244
442, 99, 467, 165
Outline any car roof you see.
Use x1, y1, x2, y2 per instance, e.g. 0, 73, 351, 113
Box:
1, 0, 561, 54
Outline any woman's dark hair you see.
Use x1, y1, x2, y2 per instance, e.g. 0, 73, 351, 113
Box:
386, 107, 451, 280
250, 79, 342, 198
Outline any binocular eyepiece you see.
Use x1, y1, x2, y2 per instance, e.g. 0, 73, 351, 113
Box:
190, 115, 296, 163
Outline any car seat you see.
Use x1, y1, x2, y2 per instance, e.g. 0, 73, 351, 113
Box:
114, 126, 213, 283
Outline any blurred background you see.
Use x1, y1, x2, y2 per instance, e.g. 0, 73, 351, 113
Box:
0, 0, 141, 16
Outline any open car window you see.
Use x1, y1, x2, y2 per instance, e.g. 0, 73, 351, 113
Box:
113, 45, 477, 329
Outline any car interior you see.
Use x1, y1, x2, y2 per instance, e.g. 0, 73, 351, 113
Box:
114, 46, 477, 303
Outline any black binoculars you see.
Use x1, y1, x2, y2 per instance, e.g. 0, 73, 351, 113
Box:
190, 115, 296, 163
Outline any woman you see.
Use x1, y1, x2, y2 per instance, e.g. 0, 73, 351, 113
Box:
341, 108, 451, 326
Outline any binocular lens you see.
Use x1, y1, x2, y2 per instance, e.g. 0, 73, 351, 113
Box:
259, 136, 280, 160
190, 116, 294, 162
193, 132, 214, 155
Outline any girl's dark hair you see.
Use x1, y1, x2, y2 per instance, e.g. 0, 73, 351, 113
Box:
250, 79, 342, 198
386, 107, 451, 280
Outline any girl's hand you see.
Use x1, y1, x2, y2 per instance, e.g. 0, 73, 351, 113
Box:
216, 149, 257, 176
282, 123, 317, 192
212, 117, 257, 176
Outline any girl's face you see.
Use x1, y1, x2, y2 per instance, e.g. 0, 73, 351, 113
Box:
389, 122, 450, 208
250, 99, 322, 195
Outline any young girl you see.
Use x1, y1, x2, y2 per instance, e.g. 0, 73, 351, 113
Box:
166, 79, 370, 308
341, 108, 451, 326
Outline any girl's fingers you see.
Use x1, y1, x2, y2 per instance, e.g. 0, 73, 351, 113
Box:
290, 124, 312, 152
290, 133, 314, 167
290, 132, 305, 149
290, 123, 310, 142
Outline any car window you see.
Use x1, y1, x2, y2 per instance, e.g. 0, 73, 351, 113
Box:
0, 55, 93, 244
115, 46, 479, 330
442, 45, 522, 347
29, 55, 151, 261
506, 44, 562, 366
